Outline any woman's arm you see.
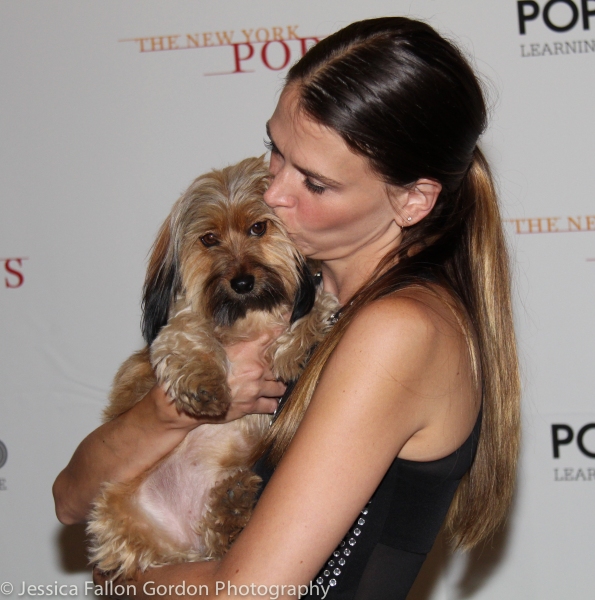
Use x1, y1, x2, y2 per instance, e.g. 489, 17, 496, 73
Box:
52, 386, 200, 525
108, 294, 479, 599
53, 333, 287, 525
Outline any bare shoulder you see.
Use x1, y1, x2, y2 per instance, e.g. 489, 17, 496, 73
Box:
358, 285, 465, 329
330, 287, 480, 460
340, 286, 467, 365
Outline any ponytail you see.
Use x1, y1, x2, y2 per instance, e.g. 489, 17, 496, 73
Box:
444, 148, 521, 548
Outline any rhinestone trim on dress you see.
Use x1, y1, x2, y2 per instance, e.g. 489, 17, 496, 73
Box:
315, 500, 371, 589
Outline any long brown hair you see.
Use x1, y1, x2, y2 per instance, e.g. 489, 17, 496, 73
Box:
262, 17, 520, 549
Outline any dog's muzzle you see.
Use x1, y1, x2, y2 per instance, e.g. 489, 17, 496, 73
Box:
205, 265, 289, 327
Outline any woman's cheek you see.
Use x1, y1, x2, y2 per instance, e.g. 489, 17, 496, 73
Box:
298, 200, 336, 232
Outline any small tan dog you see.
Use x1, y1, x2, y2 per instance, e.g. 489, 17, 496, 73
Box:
87, 156, 337, 578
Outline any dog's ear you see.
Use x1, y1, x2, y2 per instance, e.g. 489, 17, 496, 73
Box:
290, 260, 317, 324
141, 217, 181, 345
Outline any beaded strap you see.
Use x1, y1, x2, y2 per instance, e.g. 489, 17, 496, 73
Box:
315, 501, 371, 589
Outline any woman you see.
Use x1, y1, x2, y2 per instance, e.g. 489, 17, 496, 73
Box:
53, 17, 520, 599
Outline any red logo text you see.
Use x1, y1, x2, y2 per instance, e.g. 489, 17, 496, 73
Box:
1, 257, 28, 288
120, 25, 321, 75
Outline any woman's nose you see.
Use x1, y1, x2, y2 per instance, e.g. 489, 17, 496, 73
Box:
264, 169, 296, 209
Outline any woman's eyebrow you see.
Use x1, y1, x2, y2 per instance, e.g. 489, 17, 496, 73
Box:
265, 122, 342, 189
296, 166, 342, 189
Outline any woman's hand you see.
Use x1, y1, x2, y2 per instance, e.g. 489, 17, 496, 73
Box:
223, 330, 287, 421
126, 330, 287, 428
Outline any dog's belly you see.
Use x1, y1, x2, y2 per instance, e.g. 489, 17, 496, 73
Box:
136, 417, 264, 553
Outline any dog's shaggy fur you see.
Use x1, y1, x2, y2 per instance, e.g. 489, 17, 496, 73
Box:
86, 157, 337, 579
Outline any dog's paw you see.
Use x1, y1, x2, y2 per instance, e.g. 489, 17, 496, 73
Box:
151, 342, 231, 417
168, 365, 231, 418
151, 324, 231, 417
198, 469, 261, 558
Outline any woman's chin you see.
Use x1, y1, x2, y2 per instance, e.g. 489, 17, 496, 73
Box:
286, 233, 327, 260
287, 234, 311, 255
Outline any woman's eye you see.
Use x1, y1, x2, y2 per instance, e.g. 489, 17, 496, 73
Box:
249, 221, 267, 237
304, 178, 326, 195
200, 232, 220, 247
264, 137, 279, 155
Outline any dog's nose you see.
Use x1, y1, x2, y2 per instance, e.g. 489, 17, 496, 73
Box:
230, 274, 255, 294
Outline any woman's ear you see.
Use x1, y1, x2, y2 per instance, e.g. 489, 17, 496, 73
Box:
399, 179, 442, 226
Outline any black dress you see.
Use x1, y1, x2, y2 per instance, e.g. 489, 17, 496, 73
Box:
254, 404, 482, 600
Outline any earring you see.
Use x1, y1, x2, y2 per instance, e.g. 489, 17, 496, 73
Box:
407, 216, 412, 221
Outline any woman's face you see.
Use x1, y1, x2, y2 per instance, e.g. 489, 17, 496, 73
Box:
264, 87, 404, 262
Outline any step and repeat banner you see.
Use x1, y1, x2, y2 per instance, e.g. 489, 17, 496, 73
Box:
1, 1, 594, 598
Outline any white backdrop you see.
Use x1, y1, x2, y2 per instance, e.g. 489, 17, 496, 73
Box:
1, 1, 594, 598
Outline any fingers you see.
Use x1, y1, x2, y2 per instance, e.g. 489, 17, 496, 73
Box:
260, 379, 287, 398
227, 379, 285, 409
218, 337, 290, 420
251, 397, 281, 415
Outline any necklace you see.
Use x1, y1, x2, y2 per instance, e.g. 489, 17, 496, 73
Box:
328, 309, 342, 326
315, 272, 354, 326
328, 299, 355, 325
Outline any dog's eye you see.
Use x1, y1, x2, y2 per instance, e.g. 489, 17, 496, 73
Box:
200, 233, 220, 247
248, 221, 267, 237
